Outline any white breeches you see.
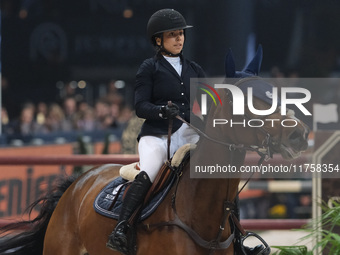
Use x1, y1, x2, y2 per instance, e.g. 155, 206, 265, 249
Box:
138, 123, 199, 182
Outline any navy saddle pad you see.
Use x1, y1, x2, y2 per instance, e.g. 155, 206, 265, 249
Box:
94, 176, 175, 221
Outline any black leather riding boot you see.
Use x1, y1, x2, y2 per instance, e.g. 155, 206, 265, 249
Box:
106, 171, 152, 254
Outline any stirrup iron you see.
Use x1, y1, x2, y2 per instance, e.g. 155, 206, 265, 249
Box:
106, 221, 131, 254
241, 232, 271, 255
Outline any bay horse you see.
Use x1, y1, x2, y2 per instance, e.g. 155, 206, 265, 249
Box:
0, 48, 309, 255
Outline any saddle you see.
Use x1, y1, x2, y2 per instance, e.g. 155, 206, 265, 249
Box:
94, 143, 195, 221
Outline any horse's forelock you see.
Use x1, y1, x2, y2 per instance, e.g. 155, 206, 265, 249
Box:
278, 106, 295, 117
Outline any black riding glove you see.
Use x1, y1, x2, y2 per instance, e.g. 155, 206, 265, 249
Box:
160, 103, 179, 119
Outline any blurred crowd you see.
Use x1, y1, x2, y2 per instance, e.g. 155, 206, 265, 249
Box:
1, 81, 134, 142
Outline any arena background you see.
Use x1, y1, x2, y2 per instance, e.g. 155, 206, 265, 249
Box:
2, 0, 340, 118
1, 1, 340, 253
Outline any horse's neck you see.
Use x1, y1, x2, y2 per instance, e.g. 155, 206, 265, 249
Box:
175, 139, 244, 227
187, 138, 245, 196
175, 94, 245, 224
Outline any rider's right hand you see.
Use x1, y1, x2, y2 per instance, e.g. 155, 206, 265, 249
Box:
159, 103, 179, 119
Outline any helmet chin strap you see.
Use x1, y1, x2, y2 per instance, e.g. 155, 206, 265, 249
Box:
156, 35, 182, 57
160, 47, 182, 57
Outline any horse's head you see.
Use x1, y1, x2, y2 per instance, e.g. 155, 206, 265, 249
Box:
222, 46, 310, 160
234, 78, 310, 160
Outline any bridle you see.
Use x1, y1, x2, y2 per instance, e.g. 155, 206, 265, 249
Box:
222, 76, 284, 164
176, 114, 274, 165
179, 77, 284, 165
144, 78, 278, 254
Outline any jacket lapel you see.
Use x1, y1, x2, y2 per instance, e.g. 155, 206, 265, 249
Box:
180, 57, 188, 79
159, 56, 182, 80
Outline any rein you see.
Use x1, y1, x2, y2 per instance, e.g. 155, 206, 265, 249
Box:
142, 159, 237, 253
145, 78, 276, 254
176, 77, 285, 165
176, 115, 272, 165
142, 114, 271, 254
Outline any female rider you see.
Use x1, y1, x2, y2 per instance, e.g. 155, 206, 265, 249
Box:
106, 8, 205, 254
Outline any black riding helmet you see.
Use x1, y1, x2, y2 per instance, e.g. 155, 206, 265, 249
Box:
147, 9, 192, 55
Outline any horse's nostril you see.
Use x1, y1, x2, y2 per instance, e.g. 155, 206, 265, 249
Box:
288, 129, 309, 151
289, 130, 301, 141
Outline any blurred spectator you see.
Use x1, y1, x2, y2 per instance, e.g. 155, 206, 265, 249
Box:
107, 93, 124, 107
297, 194, 312, 218
36, 102, 48, 125
76, 106, 96, 132
101, 80, 132, 129
62, 96, 78, 131
94, 98, 113, 130
117, 104, 133, 128
1, 107, 10, 133
7, 102, 43, 136
107, 80, 118, 94
110, 103, 120, 122
101, 114, 117, 130
2, 82, 134, 145
77, 100, 91, 114
43, 103, 66, 133
104, 80, 124, 106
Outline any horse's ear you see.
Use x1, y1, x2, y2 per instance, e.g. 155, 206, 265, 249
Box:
243, 44, 263, 76
225, 48, 236, 78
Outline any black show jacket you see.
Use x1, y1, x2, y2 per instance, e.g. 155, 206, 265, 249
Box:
135, 54, 205, 140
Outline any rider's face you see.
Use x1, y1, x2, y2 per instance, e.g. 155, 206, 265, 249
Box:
157, 30, 185, 56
